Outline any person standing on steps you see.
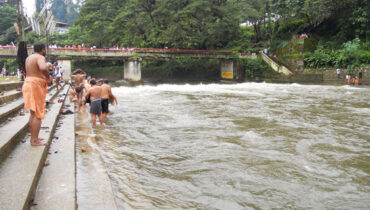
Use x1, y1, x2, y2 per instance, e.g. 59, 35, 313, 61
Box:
359, 68, 363, 81
55, 66, 63, 91
71, 69, 87, 112
336, 68, 341, 79
22, 42, 52, 146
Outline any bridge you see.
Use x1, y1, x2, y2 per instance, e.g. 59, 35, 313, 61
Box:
0, 46, 257, 82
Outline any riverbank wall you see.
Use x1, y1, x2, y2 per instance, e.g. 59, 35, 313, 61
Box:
304, 66, 370, 84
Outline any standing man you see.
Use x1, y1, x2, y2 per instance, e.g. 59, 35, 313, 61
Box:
336, 68, 341, 79
55, 66, 63, 90
85, 80, 103, 126
359, 68, 363, 80
71, 69, 87, 112
23, 42, 52, 146
101, 79, 117, 121
2, 66, 7, 77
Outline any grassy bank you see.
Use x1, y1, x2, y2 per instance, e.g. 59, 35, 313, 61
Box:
0, 77, 20, 83
142, 58, 220, 80
72, 60, 123, 80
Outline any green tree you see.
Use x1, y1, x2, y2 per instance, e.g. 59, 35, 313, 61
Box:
0, 4, 17, 45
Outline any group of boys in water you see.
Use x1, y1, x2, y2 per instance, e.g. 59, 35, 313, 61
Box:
69, 69, 117, 126
22, 42, 117, 146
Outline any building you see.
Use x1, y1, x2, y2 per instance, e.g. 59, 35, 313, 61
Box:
55, 22, 70, 34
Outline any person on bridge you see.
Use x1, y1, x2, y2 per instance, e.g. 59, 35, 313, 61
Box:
85, 79, 103, 126
22, 42, 52, 146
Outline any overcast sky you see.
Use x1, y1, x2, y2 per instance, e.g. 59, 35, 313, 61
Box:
23, 0, 36, 17
23, 0, 80, 17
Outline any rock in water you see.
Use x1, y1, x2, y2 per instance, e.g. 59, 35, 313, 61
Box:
44, 159, 50, 166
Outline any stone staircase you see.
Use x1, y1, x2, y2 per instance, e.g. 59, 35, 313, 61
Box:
0, 81, 71, 210
0, 81, 119, 210
260, 52, 295, 76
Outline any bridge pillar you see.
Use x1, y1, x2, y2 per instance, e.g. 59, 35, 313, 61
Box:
124, 59, 142, 82
57, 60, 72, 81
220, 60, 243, 81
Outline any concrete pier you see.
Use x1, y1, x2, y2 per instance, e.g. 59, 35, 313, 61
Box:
220, 60, 243, 81
57, 60, 72, 81
124, 60, 142, 82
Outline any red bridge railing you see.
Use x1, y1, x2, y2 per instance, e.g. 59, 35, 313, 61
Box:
0, 46, 236, 54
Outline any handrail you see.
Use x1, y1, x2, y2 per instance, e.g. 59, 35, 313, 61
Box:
0, 46, 236, 54
260, 52, 296, 76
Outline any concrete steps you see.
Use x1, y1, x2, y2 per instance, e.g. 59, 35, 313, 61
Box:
0, 81, 118, 210
31, 96, 76, 210
0, 88, 23, 105
260, 52, 295, 76
0, 81, 23, 92
0, 85, 56, 124
0, 97, 24, 124
0, 87, 59, 163
0, 87, 69, 210
75, 111, 118, 210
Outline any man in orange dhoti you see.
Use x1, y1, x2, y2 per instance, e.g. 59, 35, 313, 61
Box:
23, 42, 52, 146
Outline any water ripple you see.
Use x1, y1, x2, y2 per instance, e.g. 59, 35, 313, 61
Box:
96, 83, 370, 209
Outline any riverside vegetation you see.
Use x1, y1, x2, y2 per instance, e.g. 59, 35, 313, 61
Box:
0, 0, 369, 80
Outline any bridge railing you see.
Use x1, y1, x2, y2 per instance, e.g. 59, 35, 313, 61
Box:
0, 46, 236, 55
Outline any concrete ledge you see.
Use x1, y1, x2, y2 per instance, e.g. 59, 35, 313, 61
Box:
32, 96, 76, 210
0, 98, 24, 124
0, 81, 23, 92
75, 111, 118, 210
0, 87, 58, 163
0, 89, 23, 105
0, 85, 56, 124
0, 87, 69, 210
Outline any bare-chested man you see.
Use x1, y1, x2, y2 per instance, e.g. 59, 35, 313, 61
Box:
101, 79, 118, 120
85, 79, 103, 126
71, 69, 86, 112
68, 85, 77, 102
54, 65, 63, 91
23, 42, 52, 146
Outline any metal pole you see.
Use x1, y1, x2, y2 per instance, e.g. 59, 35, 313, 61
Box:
17, 0, 25, 41
45, 0, 49, 57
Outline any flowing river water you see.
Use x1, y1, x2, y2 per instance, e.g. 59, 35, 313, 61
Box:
91, 82, 369, 209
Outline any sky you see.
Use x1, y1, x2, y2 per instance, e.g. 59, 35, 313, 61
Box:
23, 0, 80, 17
23, 0, 36, 17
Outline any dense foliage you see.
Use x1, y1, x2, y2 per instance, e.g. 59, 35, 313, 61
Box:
0, 0, 369, 77
60, 0, 368, 51
304, 38, 370, 68
1, 0, 368, 52
0, 4, 17, 45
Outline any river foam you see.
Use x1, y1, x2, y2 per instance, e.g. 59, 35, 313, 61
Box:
95, 82, 370, 209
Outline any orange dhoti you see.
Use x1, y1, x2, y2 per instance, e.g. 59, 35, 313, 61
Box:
22, 76, 48, 119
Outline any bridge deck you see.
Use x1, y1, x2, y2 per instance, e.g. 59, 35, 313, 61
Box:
0, 46, 256, 60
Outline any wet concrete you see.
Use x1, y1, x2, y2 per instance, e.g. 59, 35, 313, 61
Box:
32, 96, 76, 210
75, 110, 118, 210
0, 87, 68, 210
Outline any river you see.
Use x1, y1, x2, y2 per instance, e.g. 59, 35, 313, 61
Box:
92, 82, 370, 209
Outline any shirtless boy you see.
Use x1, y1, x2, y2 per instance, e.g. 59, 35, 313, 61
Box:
71, 69, 87, 112
23, 42, 52, 146
85, 80, 103, 126
101, 80, 117, 120
68, 85, 77, 102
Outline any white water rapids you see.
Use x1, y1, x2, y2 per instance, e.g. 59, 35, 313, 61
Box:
92, 82, 370, 209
